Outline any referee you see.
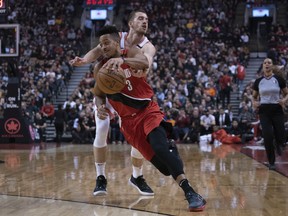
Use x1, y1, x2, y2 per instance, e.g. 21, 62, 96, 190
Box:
252, 58, 288, 170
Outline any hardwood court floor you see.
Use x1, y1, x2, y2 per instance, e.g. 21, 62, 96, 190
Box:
0, 141, 287, 216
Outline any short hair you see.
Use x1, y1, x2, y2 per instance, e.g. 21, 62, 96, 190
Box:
128, 10, 147, 22
96, 25, 120, 42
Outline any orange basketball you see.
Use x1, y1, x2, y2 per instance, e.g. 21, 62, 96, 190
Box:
96, 67, 126, 94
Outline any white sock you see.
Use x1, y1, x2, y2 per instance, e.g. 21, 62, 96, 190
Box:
132, 165, 143, 178
95, 162, 106, 178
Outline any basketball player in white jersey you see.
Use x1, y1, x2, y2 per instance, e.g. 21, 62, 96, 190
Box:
70, 10, 155, 196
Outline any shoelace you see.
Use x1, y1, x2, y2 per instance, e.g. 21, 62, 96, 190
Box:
186, 192, 202, 201
135, 177, 150, 189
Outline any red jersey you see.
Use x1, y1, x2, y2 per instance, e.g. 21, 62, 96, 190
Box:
107, 32, 154, 118
103, 63, 163, 160
237, 64, 246, 80
107, 64, 154, 117
103, 33, 165, 160
41, 104, 55, 116
219, 74, 232, 90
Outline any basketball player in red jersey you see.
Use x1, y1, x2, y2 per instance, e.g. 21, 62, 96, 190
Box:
70, 11, 154, 196
93, 25, 206, 212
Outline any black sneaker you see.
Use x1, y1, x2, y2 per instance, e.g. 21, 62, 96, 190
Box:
274, 140, 283, 156
93, 175, 107, 196
129, 175, 154, 196
268, 164, 276, 170
185, 191, 206, 212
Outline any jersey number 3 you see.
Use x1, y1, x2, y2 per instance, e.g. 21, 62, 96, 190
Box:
126, 80, 133, 91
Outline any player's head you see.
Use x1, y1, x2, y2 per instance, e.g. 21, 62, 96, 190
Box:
263, 58, 273, 73
97, 25, 121, 58
128, 10, 148, 34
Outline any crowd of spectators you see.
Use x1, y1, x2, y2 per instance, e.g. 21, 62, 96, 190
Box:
65, 0, 254, 144
1, 0, 288, 144
237, 20, 288, 144
0, 0, 85, 142
117, 0, 252, 143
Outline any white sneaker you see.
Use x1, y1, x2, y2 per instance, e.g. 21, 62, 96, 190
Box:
255, 138, 264, 145
251, 120, 260, 125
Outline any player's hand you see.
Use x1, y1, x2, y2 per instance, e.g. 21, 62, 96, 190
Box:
97, 105, 109, 120
69, 56, 87, 66
130, 68, 148, 77
102, 57, 124, 70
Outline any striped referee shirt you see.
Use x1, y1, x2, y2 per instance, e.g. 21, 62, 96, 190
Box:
253, 75, 286, 104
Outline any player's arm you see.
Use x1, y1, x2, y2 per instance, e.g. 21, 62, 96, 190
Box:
252, 90, 260, 110
91, 63, 109, 120
130, 42, 156, 77
102, 46, 149, 71
125, 46, 149, 70
92, 63, 106, 99
69, 45, 104, 66
141, 42, 156, 68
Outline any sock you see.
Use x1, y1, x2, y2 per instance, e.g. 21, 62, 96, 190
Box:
179, 179, 195, 194
95, 162, 106, 178
132, 165, 143, 178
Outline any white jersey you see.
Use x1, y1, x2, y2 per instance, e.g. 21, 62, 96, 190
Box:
200, 114, 215, 129
119, 32, 150, 50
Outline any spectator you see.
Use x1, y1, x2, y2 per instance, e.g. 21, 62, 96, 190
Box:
236, 63, 246, 92
214, 107, 231, 129
63, 97, 76, 109
219, 72, 232, 108
227, 119, 243, 137
174, 109, 191, 142
200, 109, 216, 136
110, 116, 125, 144
54, 104, 67, 142
33, 112, 47, 143
41, 101, 55, 124
188, 108, 201, 143
238, 105, 255, 135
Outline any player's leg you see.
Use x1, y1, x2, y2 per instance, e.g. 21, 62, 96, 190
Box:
259, 113, 275, 168
129, 147, 154, 196
147, 126, 206, 212
92, 110, 110, 195
272, 113, 286, 155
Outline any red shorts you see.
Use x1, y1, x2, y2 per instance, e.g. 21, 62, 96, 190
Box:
120, 101, 164, 161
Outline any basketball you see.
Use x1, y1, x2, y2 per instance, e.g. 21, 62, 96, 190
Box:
96, 67, 126, 94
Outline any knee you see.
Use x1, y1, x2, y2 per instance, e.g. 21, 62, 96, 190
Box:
150, 156, 171, 176
148, 127, 167, 152
131, 147, 144, 159
151, 143, 164, 154
160, 169, 170, 176
93, 130, 108, 148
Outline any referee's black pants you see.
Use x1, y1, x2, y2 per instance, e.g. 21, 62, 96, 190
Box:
259, 105, 286, 165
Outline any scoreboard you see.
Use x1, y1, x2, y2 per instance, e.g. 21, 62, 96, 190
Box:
84, 0, 114, 7
0, 0, 8, 15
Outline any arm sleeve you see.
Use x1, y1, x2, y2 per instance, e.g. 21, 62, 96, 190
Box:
252, 78, 261, 91
275, 75, 286, 89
